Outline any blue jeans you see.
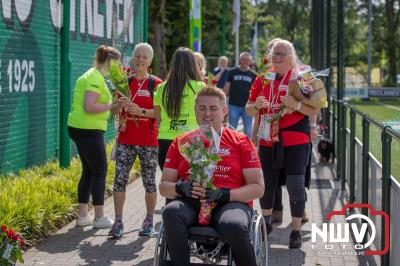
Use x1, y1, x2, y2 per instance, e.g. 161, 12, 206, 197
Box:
228, 104, 253, 137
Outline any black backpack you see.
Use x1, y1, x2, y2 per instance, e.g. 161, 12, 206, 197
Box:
128, 74, 157, 98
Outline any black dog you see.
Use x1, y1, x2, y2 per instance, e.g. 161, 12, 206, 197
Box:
317, 139, 334, 163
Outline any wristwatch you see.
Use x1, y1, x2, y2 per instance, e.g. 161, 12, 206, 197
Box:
295, 101, 302, 111
141, 109, 146, 116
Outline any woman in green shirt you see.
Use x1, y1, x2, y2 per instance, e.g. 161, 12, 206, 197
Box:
67, 45, 121, 229
153, 47, 205, 170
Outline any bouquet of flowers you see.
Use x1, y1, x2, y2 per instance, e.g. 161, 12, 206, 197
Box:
108, 58, 139, 131
259, 54, 275, 87
178, 126, 222, 225
0, 225, 25, 265
108, 58, 131, 99
206, 72, 218, 86
255, 55, 286, 142
285, 70, 327, 114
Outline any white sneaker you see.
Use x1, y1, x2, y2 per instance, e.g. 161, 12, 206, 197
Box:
76, 215, 93, 227
93, 216, 114, 229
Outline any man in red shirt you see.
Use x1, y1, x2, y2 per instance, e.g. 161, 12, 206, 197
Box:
159, 86, 264, 266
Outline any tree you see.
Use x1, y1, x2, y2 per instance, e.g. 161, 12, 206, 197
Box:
256, 0, 310, 64
149, 0, 167, 79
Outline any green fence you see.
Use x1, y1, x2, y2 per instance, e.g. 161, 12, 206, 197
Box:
0, 0, 145, 173
329, 97, 400, 266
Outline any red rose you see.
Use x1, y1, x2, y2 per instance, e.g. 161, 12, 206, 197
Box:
1, 225, 6, 232
263, 57, 268, 65
212, 79, 218, 85
20, 238, 26, 247
7, 229, 15, 238
126, 67, 132, 74
11, 233, 19, 241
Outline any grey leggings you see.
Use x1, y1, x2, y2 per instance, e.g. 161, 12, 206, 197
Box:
162, 198, 256, 266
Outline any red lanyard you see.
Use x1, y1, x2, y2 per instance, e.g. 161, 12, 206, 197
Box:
262, 69, 292, 116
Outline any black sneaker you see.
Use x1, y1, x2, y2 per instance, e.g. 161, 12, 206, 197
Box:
289, 230, 302, 249
266, 222, 273, 235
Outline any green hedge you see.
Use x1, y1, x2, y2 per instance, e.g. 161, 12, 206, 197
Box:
0, 143, 139, 246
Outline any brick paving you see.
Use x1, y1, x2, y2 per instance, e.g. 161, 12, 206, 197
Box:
20, 152, 375, 266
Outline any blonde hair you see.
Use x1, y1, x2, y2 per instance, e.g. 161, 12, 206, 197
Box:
218, 56, 228, 66
267, 38, 282, 52
239, 51, 252, 60
271, 39, 298, 68
132, 42, 154, 60
195, 85, 226, 107
194, 52, 207, 76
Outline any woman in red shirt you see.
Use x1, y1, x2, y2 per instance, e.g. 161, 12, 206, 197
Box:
159, 86, 264, 266
246, 39, 319, 248
109, 43, 162, 238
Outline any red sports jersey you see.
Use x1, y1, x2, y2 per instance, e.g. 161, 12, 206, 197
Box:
164, 127, 261, 206
118, 76, 163, 146
248, 70, 310, 147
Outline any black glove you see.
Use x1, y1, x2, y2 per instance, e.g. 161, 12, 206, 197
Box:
175, 180, 193, 198
206, 188, 230, 203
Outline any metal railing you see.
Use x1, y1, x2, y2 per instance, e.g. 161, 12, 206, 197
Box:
328, 97, 400, 266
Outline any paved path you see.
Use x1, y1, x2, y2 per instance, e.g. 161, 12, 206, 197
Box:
21, 153, 373, 266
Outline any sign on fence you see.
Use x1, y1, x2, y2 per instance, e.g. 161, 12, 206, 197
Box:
330, 88, 369, 98
369, 88, 400, 97
331, 87, 400, 98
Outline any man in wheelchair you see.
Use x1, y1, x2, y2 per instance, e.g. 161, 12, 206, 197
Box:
159, 86, 265, 266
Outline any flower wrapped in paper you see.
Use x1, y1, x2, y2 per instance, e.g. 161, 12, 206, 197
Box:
108, 58, 130, 99
107, 58, 141, 131
178, 126, 222, 225
285, 69, 329, 114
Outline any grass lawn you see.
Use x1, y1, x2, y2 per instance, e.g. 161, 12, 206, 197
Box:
346, 99, 400, 180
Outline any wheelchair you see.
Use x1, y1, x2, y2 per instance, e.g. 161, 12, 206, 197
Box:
154, 210, 268, 266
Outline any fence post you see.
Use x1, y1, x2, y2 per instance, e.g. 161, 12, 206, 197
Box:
381, 127, 391, 266
332, 99, 337, 162
341, 103, 347, 190
361, 115, 370, 218
349, 109, 356, 203
60, 0, 71, 168
325, 0, 332, 140
337, 101, 344, 184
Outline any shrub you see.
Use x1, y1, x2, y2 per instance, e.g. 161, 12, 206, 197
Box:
0, 142, 139, 246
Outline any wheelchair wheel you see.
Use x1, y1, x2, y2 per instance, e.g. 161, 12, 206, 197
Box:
154, 223, 169, 266
250, 213, 268, 266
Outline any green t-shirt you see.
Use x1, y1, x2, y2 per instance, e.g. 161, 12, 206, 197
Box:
153, 80, 205, 140
67, 67, 112, 131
